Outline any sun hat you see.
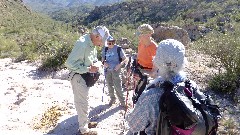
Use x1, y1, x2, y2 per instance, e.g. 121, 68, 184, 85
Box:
107, 35, 116, 42
93, 26, 110, 45
153, 39, 187, 77
136, 24, 154, 36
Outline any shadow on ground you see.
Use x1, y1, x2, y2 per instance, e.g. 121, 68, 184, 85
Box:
48, 104, 124, 135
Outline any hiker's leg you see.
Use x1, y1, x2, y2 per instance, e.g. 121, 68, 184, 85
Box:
106, 70, 116, 102
70, 74, 89, 133
133, 71, 148, 104
112, 69, 125, 105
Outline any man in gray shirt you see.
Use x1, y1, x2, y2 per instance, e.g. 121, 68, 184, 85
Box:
65, 26, 110, 135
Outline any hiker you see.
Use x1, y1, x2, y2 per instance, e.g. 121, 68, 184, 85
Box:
131, 24, 157, 104
65, 26, 110, 135
101, 35, 128, 107
126, 39, 207, 135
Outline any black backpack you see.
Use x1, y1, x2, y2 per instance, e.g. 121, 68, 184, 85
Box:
156, 80, 221, 135
104, 46, 122, 63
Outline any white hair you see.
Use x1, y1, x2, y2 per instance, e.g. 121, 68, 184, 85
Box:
153, 39, 187, 80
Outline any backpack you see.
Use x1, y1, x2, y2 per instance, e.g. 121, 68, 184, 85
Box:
104, 46, 122, 63
126, 55, 148, 104
156, 80, 221, 135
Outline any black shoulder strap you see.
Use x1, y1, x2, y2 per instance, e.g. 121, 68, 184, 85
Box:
104, 47, 108, 61
117, 46, 122, 62
184, 80, 209, 135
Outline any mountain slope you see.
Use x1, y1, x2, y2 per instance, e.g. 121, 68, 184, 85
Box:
0, 0, 76, 65
81, 0, 240, 26
22, 0, 125, 13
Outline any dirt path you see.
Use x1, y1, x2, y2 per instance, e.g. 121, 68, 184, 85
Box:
0, 58, 130, 135
0, 56, 239, 135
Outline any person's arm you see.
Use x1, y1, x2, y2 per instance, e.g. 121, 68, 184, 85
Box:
126, 93, 150, 133
101, 47, 106, 64
65, 40, 89, 74
114, 48, 128, 71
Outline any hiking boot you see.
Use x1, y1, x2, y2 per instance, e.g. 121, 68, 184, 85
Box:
109, 100, 116, 106
79, 129, 98, 135
88, 122, 98, 128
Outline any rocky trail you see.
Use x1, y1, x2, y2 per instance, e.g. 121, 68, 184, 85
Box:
0, 54, 239, 135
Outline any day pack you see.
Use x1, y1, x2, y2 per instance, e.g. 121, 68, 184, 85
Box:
156, 80, 221, 135
80, 72, 100, 87
67, 71, 100, 87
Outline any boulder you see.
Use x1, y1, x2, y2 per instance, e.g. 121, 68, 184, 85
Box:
152, 25, 191, 47
116, 37, 131, 49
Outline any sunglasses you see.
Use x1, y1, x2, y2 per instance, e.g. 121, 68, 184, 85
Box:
107, 42, 114, 45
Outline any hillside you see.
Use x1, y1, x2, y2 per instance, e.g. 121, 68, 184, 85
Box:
81, 0, 240, 32
0, 0, 77, 68
42, 0, 240, 43
22, 0, 125, 13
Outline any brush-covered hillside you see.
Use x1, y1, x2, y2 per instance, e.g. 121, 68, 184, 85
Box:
0, 0, 78, 70
80, 0, 240, 31
46, 0, 240, 42
23, 0, 125, 13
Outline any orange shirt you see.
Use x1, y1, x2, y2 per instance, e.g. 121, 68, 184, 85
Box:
137, 41, 157, 69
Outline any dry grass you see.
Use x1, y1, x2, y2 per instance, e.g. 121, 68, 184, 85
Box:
33, 105, 66, 130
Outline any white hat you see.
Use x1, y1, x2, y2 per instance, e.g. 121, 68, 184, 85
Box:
93, 26, 110, 45
153, 39, 186, 78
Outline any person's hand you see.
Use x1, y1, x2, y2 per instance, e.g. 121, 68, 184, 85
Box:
133, 73, 141, 82
104, 62, 109, 68
114, 64, 122, 71
89, 65, 99, 73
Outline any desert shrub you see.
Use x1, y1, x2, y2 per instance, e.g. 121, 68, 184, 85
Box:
209, 73, 238, 94
38, 34, 77, 71
0, 36, 20, 58
112, 24, 138, 51
193, 29, 240, 94
39, 43, 73, 71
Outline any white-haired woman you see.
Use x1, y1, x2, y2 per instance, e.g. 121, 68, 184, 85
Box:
126, 39, 206, 135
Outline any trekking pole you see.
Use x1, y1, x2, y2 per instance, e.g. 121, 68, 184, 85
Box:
102, 69, 107, 102
124, 69, 131, 119
132, 78, 136, 108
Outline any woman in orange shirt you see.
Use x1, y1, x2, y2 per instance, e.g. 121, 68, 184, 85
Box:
132, 24, 157, 104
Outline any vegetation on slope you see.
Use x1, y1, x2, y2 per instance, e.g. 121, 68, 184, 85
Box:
0, 0, 78, 70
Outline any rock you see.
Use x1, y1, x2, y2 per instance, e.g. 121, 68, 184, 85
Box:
117, 37, 131, 49
152, 24, 191, 48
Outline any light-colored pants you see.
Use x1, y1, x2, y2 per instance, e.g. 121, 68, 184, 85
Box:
105, 69, 125, 104
70, 73, 89, 133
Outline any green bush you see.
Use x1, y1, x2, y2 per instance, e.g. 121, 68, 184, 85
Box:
112, 24, 138, 51
209, 73, 238, 94
0, 36, 20, 58
38, 34, 78, 71
39, 43, 73, 71
193, 29, 240, 94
